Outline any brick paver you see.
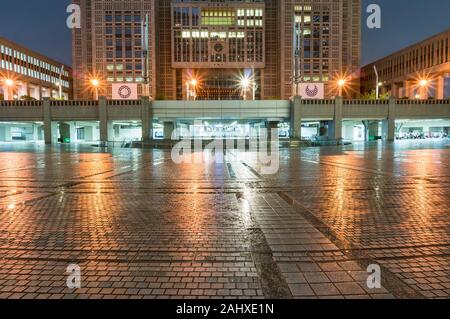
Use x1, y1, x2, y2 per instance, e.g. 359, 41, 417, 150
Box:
0, 140, 448, 299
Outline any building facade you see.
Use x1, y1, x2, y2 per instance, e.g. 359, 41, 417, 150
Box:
0, 37, 72, 100
282, 0, 361, 98
73, 0, 361, 100
361, 28, 450, 100
72, 0, 156, 100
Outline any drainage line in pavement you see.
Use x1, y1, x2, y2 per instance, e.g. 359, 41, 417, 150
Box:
236, 193, 293, 299
241, 162, 263, 179
277, 191, 425, 299
226, 163, 237, 179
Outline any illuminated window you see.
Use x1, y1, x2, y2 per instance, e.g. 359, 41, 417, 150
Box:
201, 9, 235, 25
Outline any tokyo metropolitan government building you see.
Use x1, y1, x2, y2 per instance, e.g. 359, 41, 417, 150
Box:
72, 0, 361, 100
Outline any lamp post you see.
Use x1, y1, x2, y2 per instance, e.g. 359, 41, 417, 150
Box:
374, 65, 380, 99
58, 66, 64, 100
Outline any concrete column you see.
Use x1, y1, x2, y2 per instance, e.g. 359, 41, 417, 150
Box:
32, 124, 39, 141
329, 96, 343, 142
319, 121, 328, 137
0, 125, 12, 141
404, 81, 413, 99
367, 121, 379, 140
266, 121, 280, 141
342, 122, 356, 141
391, 83, 399, 98
16, 83, 27, 99
43, 98, 53, 144
59, 122, 77, 143
84, 126, 94, 142
382, 96, 396, 142
163, 122, 175, 140
141, 97, 153, 142
99, 97, 111, 145
59, 123, 69, 143
436, 76, 445, 100
290, 96, 302, 139
37, 125, 44, 141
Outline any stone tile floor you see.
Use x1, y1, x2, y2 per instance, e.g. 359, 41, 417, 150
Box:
0, 140, 448, 299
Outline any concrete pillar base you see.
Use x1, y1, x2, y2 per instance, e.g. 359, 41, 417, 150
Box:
141, 97, 153, 142
383, 97, 396, 142
0, 125, 12, 142
59, 122, 77, 143
163, 122, 176, 140
99, 97, 112, 144
332, 97, 343, 142
290, 96, 302, 139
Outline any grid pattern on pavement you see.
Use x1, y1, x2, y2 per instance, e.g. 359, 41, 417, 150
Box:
0, 141, 449, 299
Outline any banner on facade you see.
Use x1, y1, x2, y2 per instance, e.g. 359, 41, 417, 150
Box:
112, 83, 138, 100
299, 83, 325, 99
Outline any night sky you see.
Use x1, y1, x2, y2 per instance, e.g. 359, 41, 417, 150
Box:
0, 0, 449, 67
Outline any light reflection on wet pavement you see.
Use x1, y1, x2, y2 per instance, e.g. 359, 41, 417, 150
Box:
0, 140, 448, 299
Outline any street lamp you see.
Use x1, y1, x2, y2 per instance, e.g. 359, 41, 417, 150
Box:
190, 79, 198, 100
240, 77, 251, 100
186, 79, 198, 101
418, 79, 430, 100
337, 79, 346, 97
1, 78, 15, 100
377, 82, 383, 99
55, 82, 61, 99
90, 78, 100, 100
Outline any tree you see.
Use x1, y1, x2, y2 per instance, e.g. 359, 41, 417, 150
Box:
20, 95, 37, 101
360, 90, 390, 100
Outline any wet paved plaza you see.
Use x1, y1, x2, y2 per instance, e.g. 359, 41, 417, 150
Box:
0, 140, 449, 299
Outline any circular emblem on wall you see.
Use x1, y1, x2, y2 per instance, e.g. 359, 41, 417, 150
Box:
305, 84, 319, 97
214, 43, 224, 53
118, 85, 132, 99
